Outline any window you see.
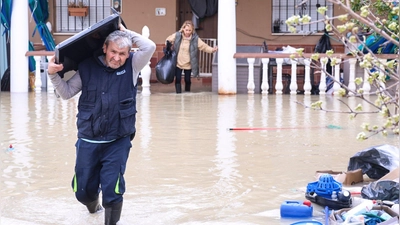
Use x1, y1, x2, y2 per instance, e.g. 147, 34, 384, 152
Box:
55, 0, 112, 33
272, 0, 333, 34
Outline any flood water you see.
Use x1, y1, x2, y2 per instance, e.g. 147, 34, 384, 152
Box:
0, 90, 398, 225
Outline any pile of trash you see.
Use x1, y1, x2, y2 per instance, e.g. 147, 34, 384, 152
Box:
280, 144, 399, 225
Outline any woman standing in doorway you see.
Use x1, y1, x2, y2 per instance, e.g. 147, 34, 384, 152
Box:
166, 20, 218, 93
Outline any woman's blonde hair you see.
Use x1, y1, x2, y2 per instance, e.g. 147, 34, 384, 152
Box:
180, 20, 195, 34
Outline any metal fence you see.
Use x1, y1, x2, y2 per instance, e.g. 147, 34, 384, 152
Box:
272, 0, 333, 34
199, 38, 217, 76
54, 0, 111, 33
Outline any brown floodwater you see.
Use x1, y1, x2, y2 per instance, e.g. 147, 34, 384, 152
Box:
0, 90, 398, 225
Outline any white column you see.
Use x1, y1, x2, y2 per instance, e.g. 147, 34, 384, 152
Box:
289, 59, 298, 95
319, 58, 327, 95
362, 68, 371, 95
333, 58, 342, 95
275, 58, 284, 94
378, 59, 386, 91
348, 58, 357, 96
247, 58, 255, 94
261, 58, 269, 94
34, 56, 42, 92
140, 26, 151, 96
218, 0, 236, 94
10, 0, 29, 92
303, 59, 311, 95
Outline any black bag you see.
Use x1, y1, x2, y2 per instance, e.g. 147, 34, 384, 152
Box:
315, 30, 332, 53
347, 144, 399, 179
1, 68, 10, 92
361, 180, 399, 201
155, 41, 176, 84
314, 30, 333, 94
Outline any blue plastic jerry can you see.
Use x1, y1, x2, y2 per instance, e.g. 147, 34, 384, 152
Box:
280, 200, 313, 218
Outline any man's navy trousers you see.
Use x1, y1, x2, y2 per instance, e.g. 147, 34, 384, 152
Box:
72, 136, 131, 208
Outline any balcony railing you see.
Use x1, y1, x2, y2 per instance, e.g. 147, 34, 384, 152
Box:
25, 50, 398, 95
233, 52, 398, 95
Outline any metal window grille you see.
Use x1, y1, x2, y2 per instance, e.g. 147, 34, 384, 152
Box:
55, 0, 112, 33
199, 38, 217, 76
272, 0, 333, 34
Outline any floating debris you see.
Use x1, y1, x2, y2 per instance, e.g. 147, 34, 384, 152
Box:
7, 144, 14, 152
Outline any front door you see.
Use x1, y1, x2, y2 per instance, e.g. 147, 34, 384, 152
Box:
177, 0, 218, 75
177, 0, 218, 39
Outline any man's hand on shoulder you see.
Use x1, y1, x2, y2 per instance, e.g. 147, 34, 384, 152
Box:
119, 24, 127, 32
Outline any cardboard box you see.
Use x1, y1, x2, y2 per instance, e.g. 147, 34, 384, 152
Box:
378, 217, 399, 225
329, 205, 399, 224
315, 169, 363, 186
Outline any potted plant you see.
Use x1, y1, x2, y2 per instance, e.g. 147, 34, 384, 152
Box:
68, 1, 89, 17
273, 19, 283, 33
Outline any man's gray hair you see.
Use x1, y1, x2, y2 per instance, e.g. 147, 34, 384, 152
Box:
104, 30, 132, 50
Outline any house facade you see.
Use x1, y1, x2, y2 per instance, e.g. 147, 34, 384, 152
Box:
23, 0, 345, 92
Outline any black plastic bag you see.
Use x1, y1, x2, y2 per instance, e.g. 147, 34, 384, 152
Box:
1, 68, 10, 92
315, 30, 333, 93
155, 41, 176, 84
315, 30, 332, 53
347, 144, 399, 179
361, 180, 399, 201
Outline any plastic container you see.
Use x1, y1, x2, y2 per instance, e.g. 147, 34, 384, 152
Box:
342, 199, 374, 220
280, 200, 313, 218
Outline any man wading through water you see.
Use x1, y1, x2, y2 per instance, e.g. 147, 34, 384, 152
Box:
47, 24, 156, 225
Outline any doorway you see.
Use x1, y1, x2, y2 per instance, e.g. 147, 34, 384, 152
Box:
177, 0, 218, 39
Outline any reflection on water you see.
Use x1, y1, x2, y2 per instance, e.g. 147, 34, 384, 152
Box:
5, 94, 33, 191
214, 95, 240, 216
0, 91, 398, 225
140, 96, 152, 150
